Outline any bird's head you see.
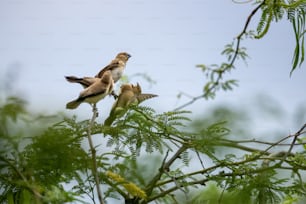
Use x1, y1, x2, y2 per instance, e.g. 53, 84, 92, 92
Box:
132, 83, 142, 94
120, 84, 133, 93
116, 52, 131, 61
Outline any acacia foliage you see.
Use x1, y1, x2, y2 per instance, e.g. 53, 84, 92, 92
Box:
0, 97, 306, 204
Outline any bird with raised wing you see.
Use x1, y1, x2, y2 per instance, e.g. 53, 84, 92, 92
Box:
104, 83, 157, 125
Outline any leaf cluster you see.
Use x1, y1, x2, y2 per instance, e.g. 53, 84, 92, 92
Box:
184, 0, 305, 109
0, 100, 90, 203
255, 0, 306, 73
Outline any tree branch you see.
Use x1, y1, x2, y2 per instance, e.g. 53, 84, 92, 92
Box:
144, 145, 188, 199
225, 137, 306, 146
279, 123, 306, 165
87, 104, 105, 204
147, 163, 294, 202
149, 123, 306, 197
174, 1, 266, 111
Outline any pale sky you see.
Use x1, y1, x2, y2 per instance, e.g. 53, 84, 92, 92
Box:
1, 1, 306, 203
0, 1, 305, 126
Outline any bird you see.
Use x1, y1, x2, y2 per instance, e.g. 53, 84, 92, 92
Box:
95, 52, 131, 82
104, 83, 157, 126
65, 52, 131, 88
66, 70, 114, 109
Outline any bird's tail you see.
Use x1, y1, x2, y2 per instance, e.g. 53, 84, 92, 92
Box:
65, 76, 83, 83
137, 94, 158, 104
66, 100, 82, 109
65, 76, 94, 88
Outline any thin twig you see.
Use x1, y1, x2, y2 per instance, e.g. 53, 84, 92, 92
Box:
217, 140, 271, 154
174, 94, 205, 111
287, 123, 306, 155
86, 169, 96, 204
144, 145, 188, 199
218, 183, 228, 204
279, 123, 306, 165
87, 104, 105, 204
144, 150, 170, 198
261, 124, 306, 156
224, 137, 306, 146
195, 150, 205, 169
174, 1, 266, 111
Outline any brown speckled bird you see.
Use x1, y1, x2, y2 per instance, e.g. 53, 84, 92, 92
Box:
66, 70, 114, 109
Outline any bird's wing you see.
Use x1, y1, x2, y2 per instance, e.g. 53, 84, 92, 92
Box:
78, 87, 108, 101
65, 76, 99, 88
95, 61, 120, 78
77, 80, 110, 100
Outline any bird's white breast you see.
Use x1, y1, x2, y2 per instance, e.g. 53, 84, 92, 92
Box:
112, 68, 124, 82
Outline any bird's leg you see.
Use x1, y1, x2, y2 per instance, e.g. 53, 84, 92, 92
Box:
110, 90, 118, 100
92, 103, 99, 117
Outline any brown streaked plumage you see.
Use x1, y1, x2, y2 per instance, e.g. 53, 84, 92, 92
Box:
66, 70, 114, 109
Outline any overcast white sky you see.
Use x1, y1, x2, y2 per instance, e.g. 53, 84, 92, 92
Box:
0, 0, 305, 125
